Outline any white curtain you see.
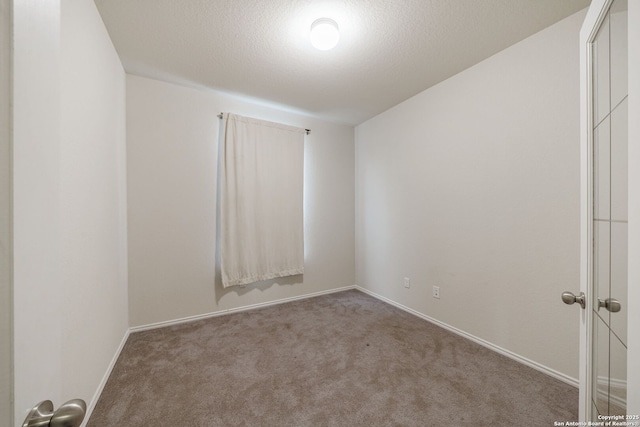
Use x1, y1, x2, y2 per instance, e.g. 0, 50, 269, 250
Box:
219, 113, 305, 288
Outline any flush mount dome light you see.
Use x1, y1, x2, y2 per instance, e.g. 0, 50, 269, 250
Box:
310, 18, 340, 50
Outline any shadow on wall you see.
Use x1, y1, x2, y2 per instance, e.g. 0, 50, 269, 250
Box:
213, 262, 303, 303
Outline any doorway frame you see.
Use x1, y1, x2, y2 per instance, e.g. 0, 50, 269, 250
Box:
0, 0, 13, 425
628, 0, 640, 417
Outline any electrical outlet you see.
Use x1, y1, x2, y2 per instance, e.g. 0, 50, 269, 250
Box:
433, 286, 440, 299
403, 277, 410, 288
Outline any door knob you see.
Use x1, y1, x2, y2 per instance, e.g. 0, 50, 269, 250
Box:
23, 399, 86, 427
562, 291, 586, 309
598, 298, 622, 313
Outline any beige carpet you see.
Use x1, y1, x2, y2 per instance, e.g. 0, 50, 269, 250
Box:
88, 289, 577, 426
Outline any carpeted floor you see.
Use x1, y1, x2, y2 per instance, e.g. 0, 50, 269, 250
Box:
87, 289, 578, 426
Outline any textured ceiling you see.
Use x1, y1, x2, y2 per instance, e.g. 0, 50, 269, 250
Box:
95, 0, 590, 125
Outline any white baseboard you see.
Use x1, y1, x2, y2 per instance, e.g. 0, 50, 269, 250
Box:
596, 376, 627, 409
130, 285, 357, 333
82, 327, 130, 427
355, 285, 579, 388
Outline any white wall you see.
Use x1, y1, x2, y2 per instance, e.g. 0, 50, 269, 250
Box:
12, 0, 128, 424
126, 75, 355, 327
627, 0, 640, 415
356, 10, 585, 380
59, 0, 128, 408
0, 0, 12, 424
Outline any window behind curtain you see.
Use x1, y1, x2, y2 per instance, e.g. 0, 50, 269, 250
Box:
219, 113, 305, 288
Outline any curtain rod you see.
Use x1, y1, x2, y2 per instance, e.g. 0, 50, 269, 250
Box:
218, 113, 310, 135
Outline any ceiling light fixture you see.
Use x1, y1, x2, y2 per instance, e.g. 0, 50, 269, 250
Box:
310, 18, 340, 51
